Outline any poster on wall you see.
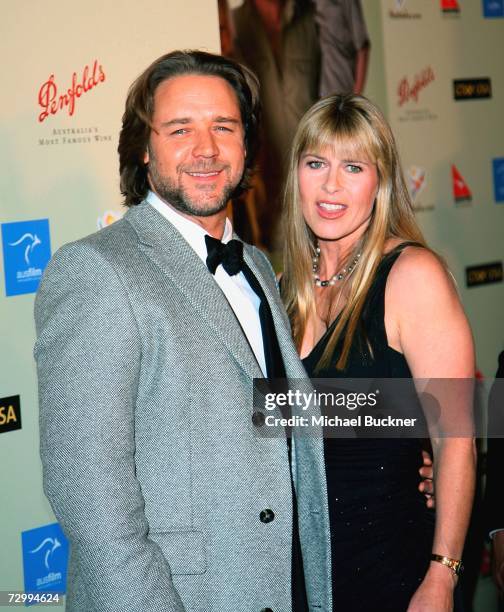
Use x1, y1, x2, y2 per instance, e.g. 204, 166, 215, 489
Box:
1, 219, 51, 297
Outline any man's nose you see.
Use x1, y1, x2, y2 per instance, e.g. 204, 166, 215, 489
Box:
193, 130, 219, 158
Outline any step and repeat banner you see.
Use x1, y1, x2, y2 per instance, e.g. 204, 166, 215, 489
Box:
1, 0, 502, 608
0, 1, 220, 606
378, 0, 503, 377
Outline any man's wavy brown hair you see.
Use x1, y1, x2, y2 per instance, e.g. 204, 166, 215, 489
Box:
118, 50, 261, 207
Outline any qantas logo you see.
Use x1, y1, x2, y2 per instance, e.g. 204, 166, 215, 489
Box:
452, 165, 472, 203
441, 0, 460, 14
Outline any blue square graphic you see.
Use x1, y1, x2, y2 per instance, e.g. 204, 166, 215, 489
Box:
483, 0, 504, 17
21, 523, 69, 601
1, 219, 51, 296
493, 158, 504, 202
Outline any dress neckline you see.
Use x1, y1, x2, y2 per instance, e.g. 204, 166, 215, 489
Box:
301, 313, 341, 361
301, 242, 419, 363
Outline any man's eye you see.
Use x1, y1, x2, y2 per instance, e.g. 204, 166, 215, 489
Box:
215, 126, 233, 132
171, 128, 188, 136
346, 164, 362, 173
307, 160, 324, 169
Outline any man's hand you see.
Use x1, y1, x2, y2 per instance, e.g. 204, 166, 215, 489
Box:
418, 450, 435, 509
492, 530, 504, 593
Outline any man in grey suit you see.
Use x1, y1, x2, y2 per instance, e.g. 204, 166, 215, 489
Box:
34, 51, 331, 612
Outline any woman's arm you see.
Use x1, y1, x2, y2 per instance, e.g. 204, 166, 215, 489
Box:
386, 247, 476, 611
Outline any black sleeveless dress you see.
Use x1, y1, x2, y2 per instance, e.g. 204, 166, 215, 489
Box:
302, 244, 435, 612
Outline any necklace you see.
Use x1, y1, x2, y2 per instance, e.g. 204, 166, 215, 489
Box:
312, 243, 362, 287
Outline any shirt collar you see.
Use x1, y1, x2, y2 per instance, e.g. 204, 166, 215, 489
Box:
147, 190, 233, 264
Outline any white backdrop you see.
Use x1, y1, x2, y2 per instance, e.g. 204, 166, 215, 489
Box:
0, 1, 220, 606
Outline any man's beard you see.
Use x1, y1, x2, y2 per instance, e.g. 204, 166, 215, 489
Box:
148, 155, 241, 218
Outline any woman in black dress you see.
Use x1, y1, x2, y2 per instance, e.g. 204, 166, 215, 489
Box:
281, 94, 476, 611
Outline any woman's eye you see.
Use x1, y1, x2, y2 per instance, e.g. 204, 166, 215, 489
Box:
346, 164, 362, 173
307, 160, 324, 169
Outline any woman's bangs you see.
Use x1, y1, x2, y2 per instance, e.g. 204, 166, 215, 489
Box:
301, 114, 378, 164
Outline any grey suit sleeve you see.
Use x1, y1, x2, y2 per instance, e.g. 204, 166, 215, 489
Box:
34, 242, 185, 612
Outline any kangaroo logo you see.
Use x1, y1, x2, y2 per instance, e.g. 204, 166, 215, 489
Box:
9, 233, 42, 265
30, 537, 62, 570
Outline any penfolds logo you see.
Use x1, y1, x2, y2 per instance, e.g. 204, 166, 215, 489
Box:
397, 66, 435, 106
38, 60, 106, 123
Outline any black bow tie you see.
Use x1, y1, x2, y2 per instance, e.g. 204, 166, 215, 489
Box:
205, 235, 244, 276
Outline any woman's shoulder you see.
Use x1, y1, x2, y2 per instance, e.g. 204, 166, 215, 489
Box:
386, 242, 448, 280
384, 238, 431, 259
383, 242, 474, 377
380, 239, 444, 283
385, 241, 458, 313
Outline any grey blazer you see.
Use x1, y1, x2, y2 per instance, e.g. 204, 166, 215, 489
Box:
34, 201, 331, 612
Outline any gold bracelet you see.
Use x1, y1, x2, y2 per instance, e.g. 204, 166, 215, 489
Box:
431, 554, 464, 575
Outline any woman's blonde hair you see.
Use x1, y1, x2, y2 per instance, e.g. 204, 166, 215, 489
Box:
282, 94, 428, 371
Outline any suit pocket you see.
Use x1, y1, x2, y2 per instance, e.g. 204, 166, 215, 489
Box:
149, 529, 207, 575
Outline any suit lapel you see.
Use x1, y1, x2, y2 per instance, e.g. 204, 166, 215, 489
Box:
243, 245, 307, 379
125, 202, 263, 379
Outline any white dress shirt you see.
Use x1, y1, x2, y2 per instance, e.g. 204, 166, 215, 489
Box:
148, 191, 267, 376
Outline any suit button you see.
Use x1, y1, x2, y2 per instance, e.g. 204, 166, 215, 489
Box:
252, 411, 265, 427
260, 509, 275, 523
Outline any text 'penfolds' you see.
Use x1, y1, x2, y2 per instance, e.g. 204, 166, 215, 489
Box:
38, 60, 106, 123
